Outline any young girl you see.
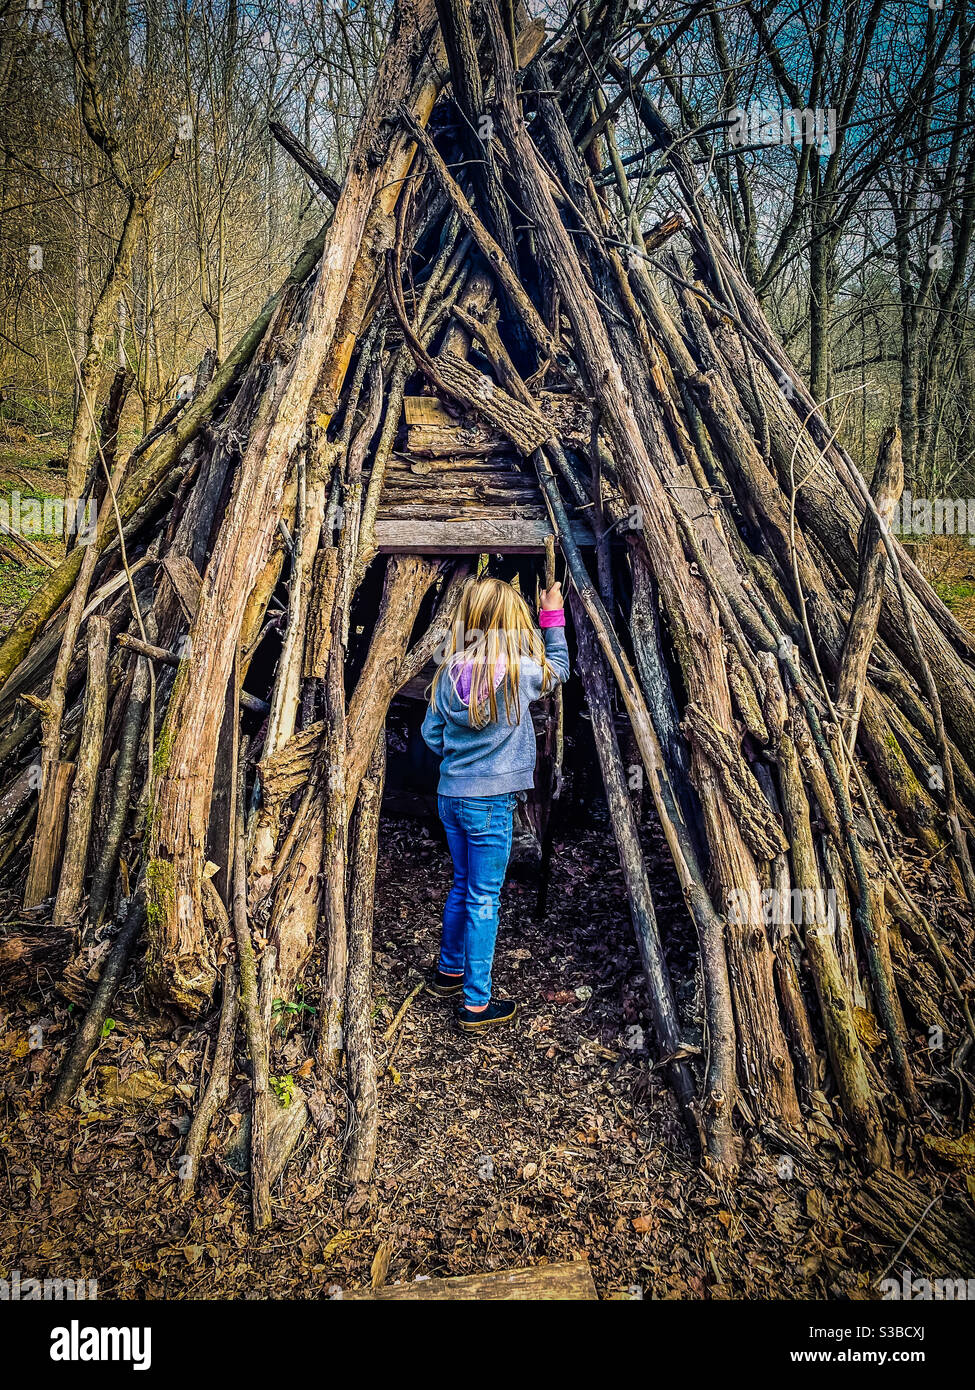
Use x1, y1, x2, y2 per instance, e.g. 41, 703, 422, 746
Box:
421, 575, 571, 1030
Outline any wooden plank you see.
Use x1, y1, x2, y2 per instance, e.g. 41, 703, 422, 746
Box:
380, 489, 542, 505
345, 1260, 598, 1300
379, 503, 548, 519
380, 511, 551, 523
374, 517, 595, 552
407, 424, 508, 458
403, 395, 453, 426
387, 455, 525, 475
382, 471, 538, 489
403, 390, 591, 443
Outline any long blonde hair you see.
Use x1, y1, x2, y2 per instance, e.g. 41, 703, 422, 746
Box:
430, 576, 556, 729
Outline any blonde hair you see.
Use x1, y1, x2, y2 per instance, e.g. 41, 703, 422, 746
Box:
430, 576, 556, 729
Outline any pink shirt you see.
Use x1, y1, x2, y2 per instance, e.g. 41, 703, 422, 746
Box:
450, 610, 564, 700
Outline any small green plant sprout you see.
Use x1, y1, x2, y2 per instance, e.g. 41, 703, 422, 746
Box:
100, 1018, 116, 1038
271, 987, 317, 1029
269, 1074, 295, 1107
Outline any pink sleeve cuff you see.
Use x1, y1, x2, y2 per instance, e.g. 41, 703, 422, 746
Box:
539, 607, 565, 628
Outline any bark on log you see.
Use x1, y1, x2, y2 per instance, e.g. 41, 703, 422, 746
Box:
230, 748, 273, 1231
773, 700, 890, 1166
22, 760, 74, 909
572, 594, 695, 1110
848, 1169, 975, 1277
345, 554, 443, 805
836, 427, 904, 758
87, 656, 148, 928
182, 879, 240, 1201
343, 734, 386, 1184
269, 121, 341, 204
53, 617, 111, 924
318, 621, 348, 1076
345, 1260, 598, 1300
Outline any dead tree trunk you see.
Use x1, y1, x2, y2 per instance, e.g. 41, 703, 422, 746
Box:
232, 745, 272, 1231
183, 880, 239, 1201
52, 617, 110, 924
318, 628, 349, 1077
343, 734, 386, 1185
836, 427, 904, 757
572, 594, 695, 1111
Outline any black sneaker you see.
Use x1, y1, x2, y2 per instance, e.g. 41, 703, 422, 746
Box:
427, 969, 464, 999
457, 999, 519, 1032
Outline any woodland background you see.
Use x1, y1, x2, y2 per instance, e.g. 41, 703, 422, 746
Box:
1, 0, 973, 508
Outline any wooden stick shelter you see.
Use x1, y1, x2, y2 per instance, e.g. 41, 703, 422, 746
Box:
2, 0, 974, 1215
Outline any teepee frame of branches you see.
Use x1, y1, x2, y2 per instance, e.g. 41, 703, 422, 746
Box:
1, 0, 974, 1222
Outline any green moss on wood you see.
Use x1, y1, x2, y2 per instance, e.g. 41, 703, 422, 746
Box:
146, 857, 176, 931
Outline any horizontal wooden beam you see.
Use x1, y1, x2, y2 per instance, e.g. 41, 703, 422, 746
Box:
374, 517, 596, 552
344, 1260, 598, 1300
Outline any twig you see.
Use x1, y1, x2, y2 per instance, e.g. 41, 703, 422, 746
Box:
382, 980, 424, 1045
181, 879, 240, 1201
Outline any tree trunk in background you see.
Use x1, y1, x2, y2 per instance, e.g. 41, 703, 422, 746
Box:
894, 215, 919, 491
808, 220, 836, 408
64, 193, 147, 502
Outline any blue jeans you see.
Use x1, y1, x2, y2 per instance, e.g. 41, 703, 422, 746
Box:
437, 792, 517, 1009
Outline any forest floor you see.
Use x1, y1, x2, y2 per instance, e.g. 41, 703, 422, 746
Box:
0, 442, 65, 627
0, 805, 940, 1300
906, 534, 975, 630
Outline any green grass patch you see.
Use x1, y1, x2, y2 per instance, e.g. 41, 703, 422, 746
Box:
0, 479, 64, 506
0, 439, 64, 468
0, 550, 46, 621
933, 579, 975, 613
0, 440, 67, 633
0, 389, 72, 441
